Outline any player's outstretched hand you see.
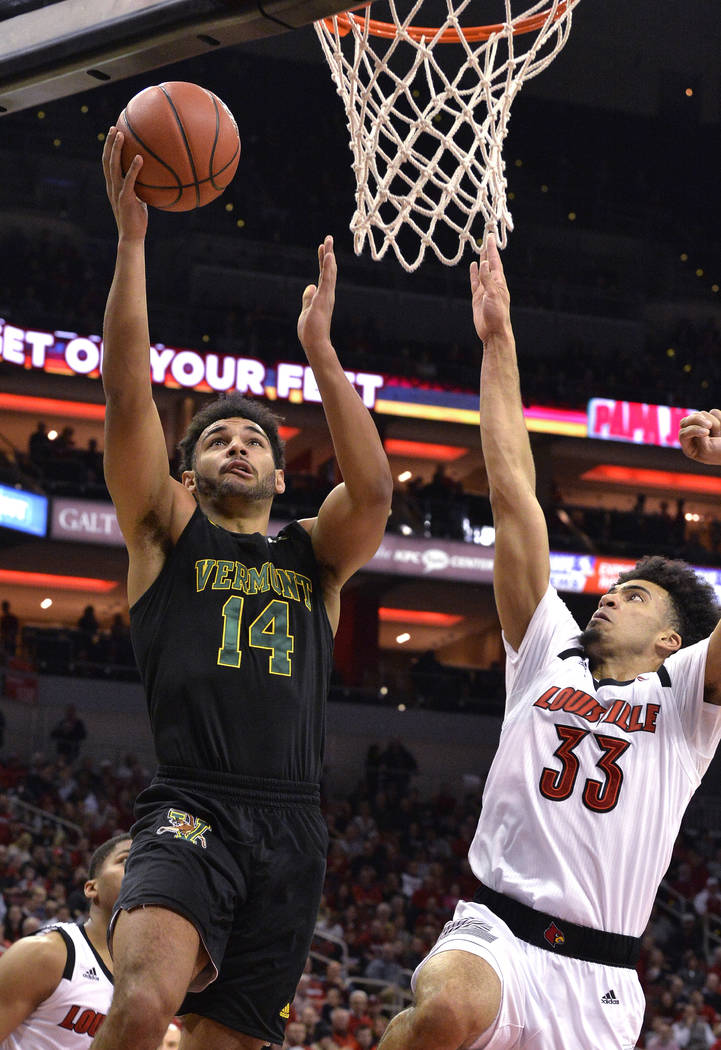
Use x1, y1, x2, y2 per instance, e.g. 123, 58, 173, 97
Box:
102, 126, 148, 241
297, 235, 336, 355
679, 410, 721, 465
469, 235, 512, 344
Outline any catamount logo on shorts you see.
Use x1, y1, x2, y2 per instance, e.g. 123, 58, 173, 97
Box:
156, 809, 212, 848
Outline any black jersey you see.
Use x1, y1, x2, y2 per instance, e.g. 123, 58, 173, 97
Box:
129, 507, 334, 783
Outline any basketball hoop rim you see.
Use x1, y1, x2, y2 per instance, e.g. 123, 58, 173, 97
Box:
323, 0, 573, 43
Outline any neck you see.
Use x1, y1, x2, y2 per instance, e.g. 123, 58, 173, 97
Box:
198, 498, 273, 535
587, 652, 662, 683
84, 910, 113, 971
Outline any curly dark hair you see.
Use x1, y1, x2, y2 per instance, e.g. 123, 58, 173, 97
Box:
88, 832, 131, 879
177, 394, 286, 473
615, 555, 721, 648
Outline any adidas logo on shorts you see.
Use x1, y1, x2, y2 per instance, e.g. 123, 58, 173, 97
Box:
601, 989, 619, 1005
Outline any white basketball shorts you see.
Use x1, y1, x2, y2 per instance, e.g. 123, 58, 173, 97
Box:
412, 900, 645, 1050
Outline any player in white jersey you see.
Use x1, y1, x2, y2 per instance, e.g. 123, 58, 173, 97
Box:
377, 239, 721, 1050
0, 833, 130, 1049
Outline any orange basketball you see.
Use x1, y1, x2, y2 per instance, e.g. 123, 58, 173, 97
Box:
116, 81, 240, 211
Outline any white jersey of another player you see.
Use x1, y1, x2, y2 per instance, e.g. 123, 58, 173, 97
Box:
469, 584, 721, 937
0, 921, 113, 1050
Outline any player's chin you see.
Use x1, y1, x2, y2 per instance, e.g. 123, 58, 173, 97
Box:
577, 625, 602, 652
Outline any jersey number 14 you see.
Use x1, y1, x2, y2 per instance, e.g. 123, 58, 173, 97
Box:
217, 596, 294, 676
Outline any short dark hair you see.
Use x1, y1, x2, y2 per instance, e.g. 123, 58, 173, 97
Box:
615, 555, 721, 647
88, 833, 131, 878
177, 395, 285, 473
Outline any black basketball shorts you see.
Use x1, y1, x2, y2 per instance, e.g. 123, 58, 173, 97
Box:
111, 766, 328, 1045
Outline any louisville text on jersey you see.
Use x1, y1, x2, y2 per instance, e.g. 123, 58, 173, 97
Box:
58, 1004, 106, 1037
534, 686, 659, 735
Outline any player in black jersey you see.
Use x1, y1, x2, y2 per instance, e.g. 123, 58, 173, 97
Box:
95, 128, 393, 1050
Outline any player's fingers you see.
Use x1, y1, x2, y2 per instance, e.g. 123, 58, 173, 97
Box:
478, 259, 493, 290
469, 261, 479, 293
120, 154, 143, 196
681, 411, 717, 432
102, 127, 116, 167
301, 284, 317, 310
679, 424, 713, 442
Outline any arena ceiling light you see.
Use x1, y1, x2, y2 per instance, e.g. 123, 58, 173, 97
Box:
383, 439, 469, 462
0, 569, 118, 592
0, 392, 106, 419
379, 607, 464, 627
580, 465, 721, 495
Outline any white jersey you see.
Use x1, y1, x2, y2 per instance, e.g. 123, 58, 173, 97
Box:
0, 921, 113, 1050
469, 585, 721, 938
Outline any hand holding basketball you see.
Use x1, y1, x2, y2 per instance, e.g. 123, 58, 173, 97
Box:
102, 127, 148, 242
115, 81, 240, 211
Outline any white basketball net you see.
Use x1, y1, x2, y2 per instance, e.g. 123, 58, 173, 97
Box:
315, 0, 581, 271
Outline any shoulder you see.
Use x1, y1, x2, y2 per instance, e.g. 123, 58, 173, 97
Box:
0, 927, 68, 996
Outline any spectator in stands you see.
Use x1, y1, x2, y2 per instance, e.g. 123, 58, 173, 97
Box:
299, 1003, 322, 1042
696, 877, 721, 918
284, 1019, 311, 1048
76, 604, 99, 658
322, 958, 349, 999
702, 973, 721, 1017
49, 703, 87, 762
679, 950, 710, 991
409, 650, 446, 707
0, 602, 19, 658
328, 1007, 359, 1049
347, 990, 373, 1035
672, 1003, 715, 1049
321, 987, 346, 1025
646, 1019, 683, 1050
2, 899, 28, 941
420, 465, 455, 538
27, 422, 51, 469
353, 1024, 376, 1050
109, 613, 133, 666
378, 740, 417, 795
364, 941, 404, 987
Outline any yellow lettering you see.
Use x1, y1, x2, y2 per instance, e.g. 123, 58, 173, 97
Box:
212, 560, 236, 589
195, 560, 217, 591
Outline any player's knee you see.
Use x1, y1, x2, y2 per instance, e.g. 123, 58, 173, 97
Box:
406, 987, 481, 1050
110, 976, 178, 1043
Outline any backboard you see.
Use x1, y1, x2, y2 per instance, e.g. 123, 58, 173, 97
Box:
0, 0, 355, 115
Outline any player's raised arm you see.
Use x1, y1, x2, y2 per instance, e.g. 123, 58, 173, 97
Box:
0, 932, 67, 1040
680, 408, 721, 703
101, 128, 190, 560
471, 237, 549, 651
296, 236, 393, 627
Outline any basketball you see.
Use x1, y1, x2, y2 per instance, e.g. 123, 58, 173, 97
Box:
116, 81, 240, 211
